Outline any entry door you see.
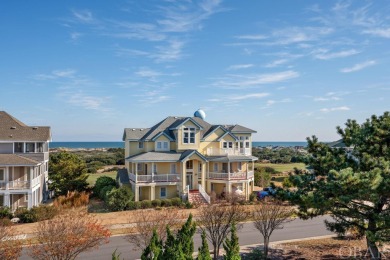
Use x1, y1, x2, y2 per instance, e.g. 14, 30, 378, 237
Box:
186, 174, 193, 190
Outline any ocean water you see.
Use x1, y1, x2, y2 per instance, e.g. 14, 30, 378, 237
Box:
50, 141, 306, 149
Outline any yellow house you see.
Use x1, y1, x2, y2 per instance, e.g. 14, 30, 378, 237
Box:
122, 110, 257, 203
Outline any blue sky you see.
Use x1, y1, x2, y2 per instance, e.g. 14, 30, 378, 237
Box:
1, 1, 389, 141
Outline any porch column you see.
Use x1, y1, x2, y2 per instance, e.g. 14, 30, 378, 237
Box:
30, 167, 34, 189
251, 180, 254, 191
201, 162, 206, 188
134, 185, 139, 201
150, 185, 155, 200
5, 166, 9, 190
181, 161, 187, 192
228, 162, 231, 181
4, 194, 10, 207
27, 191, 32, 209
151, 162, 155, 182
245, 182, 249, 200
246, 162, 248, 179
135, 163, 138, 184
227, 183, 232, 193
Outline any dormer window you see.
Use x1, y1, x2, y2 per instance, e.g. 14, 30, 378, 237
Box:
156, 141, 169, 151
183, 127, 195, 144
138, 142, 144, 149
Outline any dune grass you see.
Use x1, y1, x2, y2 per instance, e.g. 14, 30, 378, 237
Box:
256, 163, 306, 173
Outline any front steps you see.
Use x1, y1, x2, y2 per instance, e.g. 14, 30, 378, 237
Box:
188, 190, 208, 206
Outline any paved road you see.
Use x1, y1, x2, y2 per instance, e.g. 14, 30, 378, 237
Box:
20, 215, 333, 260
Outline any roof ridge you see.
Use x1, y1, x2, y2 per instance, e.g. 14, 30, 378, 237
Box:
0, 111, 28, 127
15, 154, 39, 164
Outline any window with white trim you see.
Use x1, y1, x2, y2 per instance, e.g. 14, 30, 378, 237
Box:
153, 164, 157, 173
25, 143, 35, 153
186, 160, 193, 169
223, 142, 233, 148
137, 163, 143, 172
213, 163, 218, 172
237, 162, 242, 171
138, 142, 144, 149
183, 127, 196, 144
156, 141, 169, 151
198, 163, 202, 172
160, 187, 167, 198
170, 164, 176, 174
0, 169, 4, 181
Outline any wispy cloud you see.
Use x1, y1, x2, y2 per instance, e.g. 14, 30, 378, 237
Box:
72, 10, 95, 24
229, 93, 269, 100
320, 106, 350, 112
34, 69, 76, 80
212, 70, 299, 89
264, 59, 288, 68
67, 92, 111, 111
313, 49, 360, 60
363, 28, 390, 38
314, 96, 340, 101
152, 40, 185, 62
227, 64, 254, 70
235, 34, 267, 40
340, 60, 376, 73
266, 98, 292, 106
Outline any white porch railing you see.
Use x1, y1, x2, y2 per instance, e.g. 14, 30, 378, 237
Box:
198, 184, 210, 204
8, 181, 30, 189
208, 171, 254, 180
206, 148, 251, 156
31, 176, 40, 188
128, 173, 180, 183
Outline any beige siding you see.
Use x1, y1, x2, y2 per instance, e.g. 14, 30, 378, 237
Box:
155, 185, 177, 199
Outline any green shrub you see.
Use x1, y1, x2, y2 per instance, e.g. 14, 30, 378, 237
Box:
14, 207, 37, 223
151, 199, 161, 207
140, 200, 152, 209
93, 176, 117, 197
242, 247, 265, 260
185, 201, 193, 209
106, 186, 134, 211
170, 197, 182, 207
99, 185, 115, 201
31, 205, 58, 221
161, 199, 172, 207
249, 192, 256, 202
127, 201, 141, 210
0, 206, 13, 219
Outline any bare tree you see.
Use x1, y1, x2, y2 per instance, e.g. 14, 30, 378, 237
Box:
125, 208, 185, 250
197, 203, 249, 260
28, 208, 111, 260
0, 220, 23, 260
252, 199, 294, 258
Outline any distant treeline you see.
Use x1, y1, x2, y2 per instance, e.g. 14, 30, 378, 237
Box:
252, 147, 309, 164
50, 148, 125, 173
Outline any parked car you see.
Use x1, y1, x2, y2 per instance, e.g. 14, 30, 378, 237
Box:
256, 187, 276, 200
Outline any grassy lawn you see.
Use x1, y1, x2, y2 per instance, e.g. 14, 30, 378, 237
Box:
87, 171, 117, 186
255, 162, 306, 173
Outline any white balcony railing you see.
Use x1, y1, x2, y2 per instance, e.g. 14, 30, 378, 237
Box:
208, 171, 254, 180
129, 173, 180, 183
198, 184, 210, 204
206, 148, 251, 156
8, 181, 30, 189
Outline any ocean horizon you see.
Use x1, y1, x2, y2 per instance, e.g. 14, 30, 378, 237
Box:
50, 141, 307, 149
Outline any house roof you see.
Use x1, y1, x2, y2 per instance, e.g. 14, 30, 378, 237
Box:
0, 111, 51, 142
123, 116, 255, 141
207, 155, 258, 162
126, 150, 208, 163
327, 139, 347, 148
224, 124, 257, 133
0, 154, 41, 166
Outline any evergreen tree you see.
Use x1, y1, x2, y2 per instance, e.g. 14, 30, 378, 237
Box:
287, 112, 390, 259
197, 230, 212, 260
49, 151, 89, 196
159, 226, 185, 260
176, 214, 196, 259
141, 230, 162, 260
223, 222, 241, 260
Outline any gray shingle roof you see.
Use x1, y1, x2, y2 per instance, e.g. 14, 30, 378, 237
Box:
0, 111, 51, 141
0, 154, 41, 166
224, 124, 257, 133
207, 155, 258, 162
123, 116, 256, 141
127, 151, 183, 162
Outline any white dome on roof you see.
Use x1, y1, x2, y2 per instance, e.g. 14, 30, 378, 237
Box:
194, 109, 206, 120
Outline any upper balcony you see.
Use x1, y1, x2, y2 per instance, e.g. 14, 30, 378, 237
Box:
206, 148, 251, 156
129, 173, 180, 184
0, 176, 41, 190
208, 171, 254, 180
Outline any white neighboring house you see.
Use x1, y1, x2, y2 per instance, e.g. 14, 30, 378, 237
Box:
0, 111, 51, 211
